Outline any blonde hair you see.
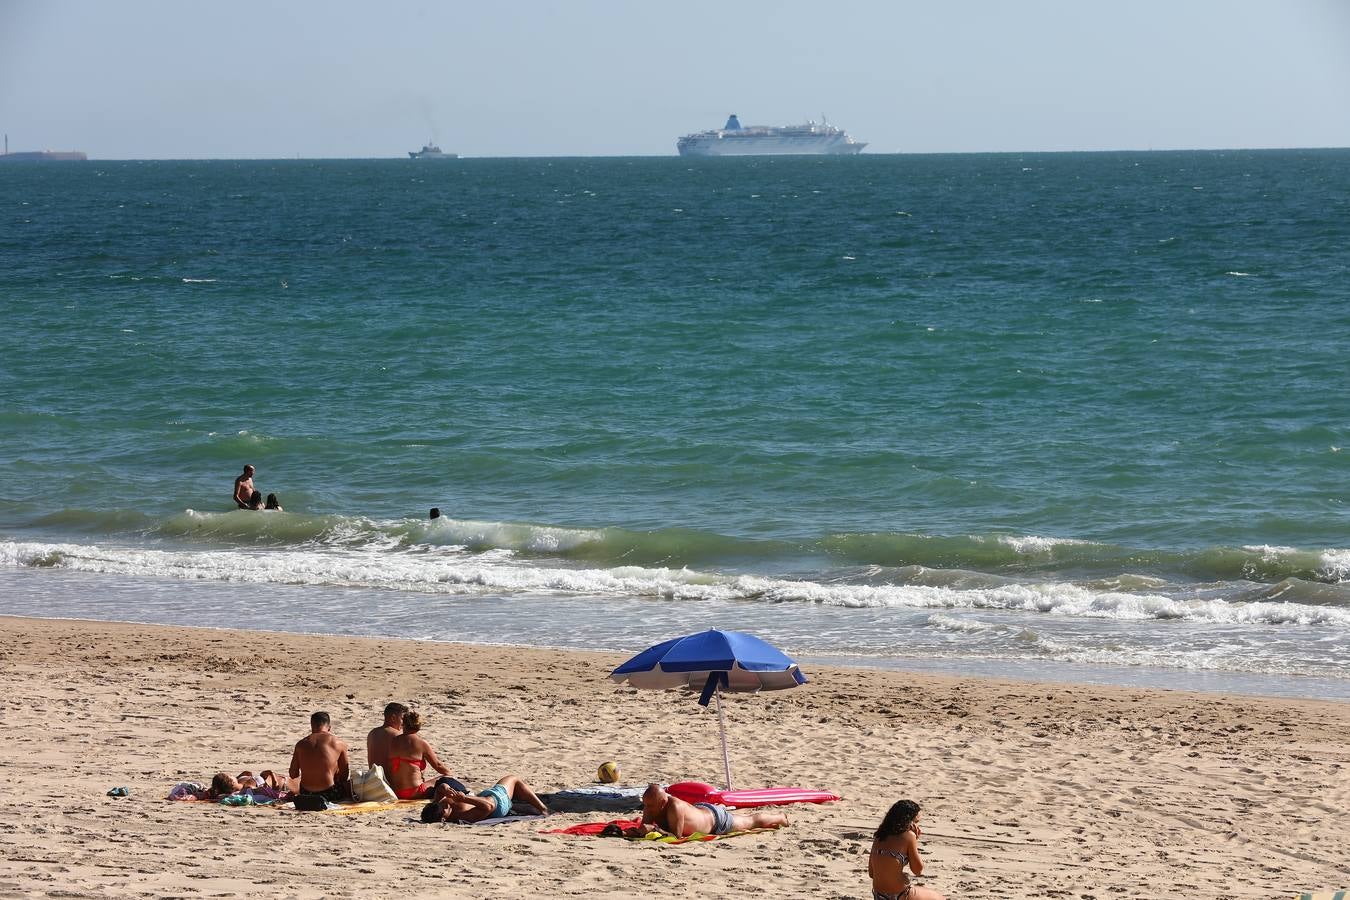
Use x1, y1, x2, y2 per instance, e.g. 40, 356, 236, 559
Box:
402, 710, 422, 733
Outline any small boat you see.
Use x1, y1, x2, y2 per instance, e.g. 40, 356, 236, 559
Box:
408, 142, 458, 159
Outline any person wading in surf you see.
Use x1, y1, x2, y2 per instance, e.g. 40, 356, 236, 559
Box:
233, 465, 256, 509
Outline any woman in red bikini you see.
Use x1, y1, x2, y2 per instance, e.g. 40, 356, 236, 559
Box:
385, 710, 464, 800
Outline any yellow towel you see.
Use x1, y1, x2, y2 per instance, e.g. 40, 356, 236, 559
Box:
631, 825, 784, 845
320, 799, 423, 815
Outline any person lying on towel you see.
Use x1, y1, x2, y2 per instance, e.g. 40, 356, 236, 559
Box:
208, 770, 289, 799
419, 775, 548, 823
630, 783, 788, 837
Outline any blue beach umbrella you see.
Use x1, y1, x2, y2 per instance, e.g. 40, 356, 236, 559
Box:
609, 629, 807, 790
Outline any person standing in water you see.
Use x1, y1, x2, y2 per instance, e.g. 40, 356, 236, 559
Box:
233, 465, 256, 509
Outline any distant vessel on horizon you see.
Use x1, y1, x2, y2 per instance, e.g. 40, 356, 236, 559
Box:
0, 134, 86, 162
408, 142, 458, 160
676, 114, 866, 157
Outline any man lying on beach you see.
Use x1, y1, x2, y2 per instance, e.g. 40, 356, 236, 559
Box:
631, 783, 788, 838
366, 702, 408, 771
419, 775, 548, 823
288, 711, 350, 803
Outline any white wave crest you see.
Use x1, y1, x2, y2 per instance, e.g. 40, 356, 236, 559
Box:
4, 540, 1349, 629
1318, 549, 1350, 582
429, 519, 603, 553
995, 534, 1092, 555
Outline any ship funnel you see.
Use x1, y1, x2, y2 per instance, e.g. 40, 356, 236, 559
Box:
724, 114, 742, 131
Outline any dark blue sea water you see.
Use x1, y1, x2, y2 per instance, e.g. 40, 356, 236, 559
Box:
2, 152, 1348, 696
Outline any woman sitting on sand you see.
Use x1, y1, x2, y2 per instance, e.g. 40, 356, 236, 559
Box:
385, 710, 463, 800
869, 800, 944, 900
419, 775, 548, 823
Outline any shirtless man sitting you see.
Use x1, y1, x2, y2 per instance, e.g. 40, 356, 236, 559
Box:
634, 783, 788, 837
288, 711, 350, 803
233, 465, 256, 509
366, 702, 407, 771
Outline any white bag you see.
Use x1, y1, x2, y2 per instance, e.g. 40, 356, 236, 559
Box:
350, 764, 397, 803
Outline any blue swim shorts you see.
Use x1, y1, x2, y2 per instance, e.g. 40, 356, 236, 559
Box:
478, 783, 511, 818
693, 801, 733, 835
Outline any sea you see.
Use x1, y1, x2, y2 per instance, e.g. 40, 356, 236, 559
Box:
2, 151, 1348, 700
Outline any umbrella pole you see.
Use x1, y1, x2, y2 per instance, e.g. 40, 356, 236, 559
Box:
715, 684, 733, 791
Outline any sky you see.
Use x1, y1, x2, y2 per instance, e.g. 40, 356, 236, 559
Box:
2, 0, 1348, 158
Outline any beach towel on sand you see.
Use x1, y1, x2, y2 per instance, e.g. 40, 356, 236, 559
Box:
271, 799, 423, 815
1300, 893, 1349, 900
414, 813, 548, 827
544, 817, 644, 836
543, 818, 785, 844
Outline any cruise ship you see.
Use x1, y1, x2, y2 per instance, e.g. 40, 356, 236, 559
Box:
408, 142, 457, 159
676, 114, 865, 157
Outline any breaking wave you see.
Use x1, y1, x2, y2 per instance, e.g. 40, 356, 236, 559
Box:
19, 508, 1350, 585
4, 536, 1349, 629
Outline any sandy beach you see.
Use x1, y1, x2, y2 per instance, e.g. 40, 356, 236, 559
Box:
0, 615, 1345, 899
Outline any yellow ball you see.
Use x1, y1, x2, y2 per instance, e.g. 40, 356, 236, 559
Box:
597, 761, 620, 784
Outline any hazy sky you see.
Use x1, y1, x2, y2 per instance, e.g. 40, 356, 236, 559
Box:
2, 0, 1348, 158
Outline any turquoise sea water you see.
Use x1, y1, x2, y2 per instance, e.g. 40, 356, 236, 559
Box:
2, 152, 1348, 696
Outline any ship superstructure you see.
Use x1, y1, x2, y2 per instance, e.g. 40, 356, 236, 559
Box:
676, 114, 865, 157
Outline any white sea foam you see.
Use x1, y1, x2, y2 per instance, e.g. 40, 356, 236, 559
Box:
926, 612, 999, 634
1242, 544, 1300, 558
5, 539, 1348, 629
1319, 549, 1350, 582
430, 519, 604, 553
1241, 544, 1350, 582
995, 534, 1092, 554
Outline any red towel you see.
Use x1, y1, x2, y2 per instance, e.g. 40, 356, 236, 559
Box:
542, 817, 642, 836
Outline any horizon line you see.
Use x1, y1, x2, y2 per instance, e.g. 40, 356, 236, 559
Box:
7, 144, 1350, 162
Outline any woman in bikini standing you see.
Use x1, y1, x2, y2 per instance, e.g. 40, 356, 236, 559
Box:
385, 710, 464, 800
869, 799, 945, 900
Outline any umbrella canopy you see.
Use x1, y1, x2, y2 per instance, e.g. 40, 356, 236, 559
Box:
611, 629, 806, 701
609, 629, 807, 789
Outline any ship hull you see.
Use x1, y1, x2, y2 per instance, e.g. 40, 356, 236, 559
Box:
0, 151, 87, 162
676, 122, 866, 157
677, 138, 865, 157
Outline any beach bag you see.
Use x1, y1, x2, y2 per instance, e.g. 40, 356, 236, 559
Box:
350, 765, 397, 803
